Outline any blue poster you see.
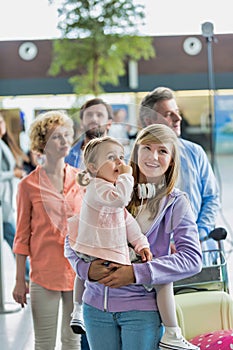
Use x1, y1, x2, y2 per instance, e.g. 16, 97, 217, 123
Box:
215, 95, 233, 154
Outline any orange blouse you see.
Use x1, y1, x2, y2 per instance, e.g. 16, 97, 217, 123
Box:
13, 164, 83, 291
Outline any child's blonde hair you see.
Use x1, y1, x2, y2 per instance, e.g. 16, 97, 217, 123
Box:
77, 136, 124, 186
128, 124, 180, 218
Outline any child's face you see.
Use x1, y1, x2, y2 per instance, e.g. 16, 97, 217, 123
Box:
94, 142, 125, 183
137, 142, 173, 182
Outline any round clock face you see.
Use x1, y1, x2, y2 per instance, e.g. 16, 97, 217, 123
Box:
18, 42, 38, 61
183, 37, 202, 56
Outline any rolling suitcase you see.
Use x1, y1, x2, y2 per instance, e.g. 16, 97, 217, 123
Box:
175, 290, 233, 340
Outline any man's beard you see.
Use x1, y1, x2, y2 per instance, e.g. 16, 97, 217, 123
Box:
85, 125, 107, 139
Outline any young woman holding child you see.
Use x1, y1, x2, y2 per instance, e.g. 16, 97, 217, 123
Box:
65, 124, 202, 350
69, 136, 152, 334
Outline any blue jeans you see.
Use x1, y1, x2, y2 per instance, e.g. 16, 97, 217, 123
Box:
83, 303, 162, 350
3, 222, 30, 281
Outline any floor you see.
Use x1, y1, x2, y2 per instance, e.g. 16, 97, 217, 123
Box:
0, 242, 63, 350
0, 154, 233, 350
0, 242, 33, 350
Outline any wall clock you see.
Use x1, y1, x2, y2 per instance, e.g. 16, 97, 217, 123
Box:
18, 42, 38, 61
183, 37, 202, 56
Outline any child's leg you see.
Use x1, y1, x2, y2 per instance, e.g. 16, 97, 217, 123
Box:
155, 283, 199, 350
155, 282, 177, 326
70, 275, 86, 334
73, 274, 85, 305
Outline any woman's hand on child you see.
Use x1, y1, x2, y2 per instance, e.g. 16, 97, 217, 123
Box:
97, 264, 135, 288
88, 259, 117, 281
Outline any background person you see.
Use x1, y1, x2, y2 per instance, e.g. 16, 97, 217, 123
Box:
108, 108, 135, 161
65, 124, 202, 350
12, 111, 82, 350
139, 87, 220, 257
0, 112, 33, 173
0, 113, 30, 282
65, 98, 113, 169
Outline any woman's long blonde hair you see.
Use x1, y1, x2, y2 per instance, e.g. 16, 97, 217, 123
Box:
128, 124, 180, 218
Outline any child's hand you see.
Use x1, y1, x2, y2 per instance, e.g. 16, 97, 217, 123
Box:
170, 242, 177, 254
139, 248, 153, 262
118, 164, 132, 175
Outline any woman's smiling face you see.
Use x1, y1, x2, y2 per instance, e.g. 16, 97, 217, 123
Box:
137, 142, 173, 182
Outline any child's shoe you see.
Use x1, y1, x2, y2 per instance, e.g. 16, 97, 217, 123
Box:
70, 311, 86, 334
159, 327, 200, 350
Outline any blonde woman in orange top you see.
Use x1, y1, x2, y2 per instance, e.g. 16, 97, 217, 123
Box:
12, 111, 83, 350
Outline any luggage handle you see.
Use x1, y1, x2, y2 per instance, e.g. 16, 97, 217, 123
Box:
174, 286, 208, 295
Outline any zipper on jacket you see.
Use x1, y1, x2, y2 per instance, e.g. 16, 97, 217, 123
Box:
104, 286, 108, 311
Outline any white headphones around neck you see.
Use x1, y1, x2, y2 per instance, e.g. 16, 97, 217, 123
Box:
137, 183, 164, 199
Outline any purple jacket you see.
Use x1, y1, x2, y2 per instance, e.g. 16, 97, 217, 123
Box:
65, 188, 202, 312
